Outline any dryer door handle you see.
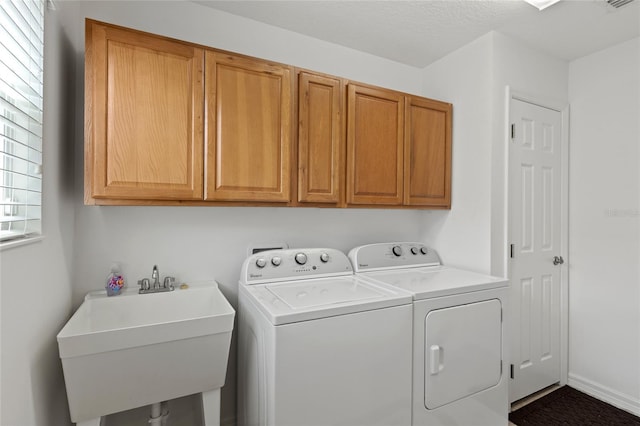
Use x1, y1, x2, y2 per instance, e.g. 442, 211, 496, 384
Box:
429, 345, 444, 375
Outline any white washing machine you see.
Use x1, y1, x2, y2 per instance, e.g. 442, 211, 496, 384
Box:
237, 248, 413, 426
349, 242, 509, 426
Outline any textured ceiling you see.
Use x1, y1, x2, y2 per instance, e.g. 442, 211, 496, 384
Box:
195, 0, 640, 68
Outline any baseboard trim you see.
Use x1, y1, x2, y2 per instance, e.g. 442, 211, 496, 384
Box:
568, 373, 640, 416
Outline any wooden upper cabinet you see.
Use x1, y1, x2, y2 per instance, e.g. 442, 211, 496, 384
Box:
85, 20, 204, 202
297, 72, 344, 204
346, 84, 404, 205
205, 51, 293, 202
404, 96, 452, 207
83, 20, 451, 208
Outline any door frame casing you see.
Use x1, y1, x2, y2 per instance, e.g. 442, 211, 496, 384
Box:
505, 86, 570, 403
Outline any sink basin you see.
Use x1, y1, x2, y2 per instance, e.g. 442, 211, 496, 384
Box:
57, 281, 235, 423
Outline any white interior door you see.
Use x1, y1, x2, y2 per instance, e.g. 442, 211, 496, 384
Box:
509, 98, 564, 403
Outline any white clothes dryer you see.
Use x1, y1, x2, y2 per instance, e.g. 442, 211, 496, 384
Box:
237, 248, 413, 426
349, 242, 509, 426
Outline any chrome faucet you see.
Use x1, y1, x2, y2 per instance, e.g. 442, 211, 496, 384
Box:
138, 265, 175, 294
151, 265, 160, 288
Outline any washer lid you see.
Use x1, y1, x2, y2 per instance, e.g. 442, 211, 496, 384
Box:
267, 278, 385, 309
361, 266, 508, 300
240, 275, 412, 325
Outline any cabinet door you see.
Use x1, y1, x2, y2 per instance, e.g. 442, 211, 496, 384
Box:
205, 52, 292, 202
404, 96, 452, 207
85, 20, 204, 202
298, 72, 343, 204
346, 84, 404, 205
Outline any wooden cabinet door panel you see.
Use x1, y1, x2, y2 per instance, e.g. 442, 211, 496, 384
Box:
205, 52, 292, 202
346, 85, 404, 205
298, 72, 343, 204
86, 21, 204, 201
404, 97, 452, 207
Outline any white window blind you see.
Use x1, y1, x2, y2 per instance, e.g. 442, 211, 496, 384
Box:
0, 0, 44, 242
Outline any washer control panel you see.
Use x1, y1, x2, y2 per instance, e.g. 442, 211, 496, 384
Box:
242, 248, 353, 285
348, 242, 441, 272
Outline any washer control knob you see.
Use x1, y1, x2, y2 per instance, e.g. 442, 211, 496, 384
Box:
255, 258, 267, 268
271, 256, 282, 267
420, 247, 428, 255
410, 247, 419, 255
295, 252, 308, 265
392, 245, 403, 257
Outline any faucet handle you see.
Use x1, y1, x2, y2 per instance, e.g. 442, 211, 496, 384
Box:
163, 276, 175, 290
138, 278, 150, 291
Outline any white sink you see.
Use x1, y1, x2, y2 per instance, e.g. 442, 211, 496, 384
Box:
57, 282, 235, 423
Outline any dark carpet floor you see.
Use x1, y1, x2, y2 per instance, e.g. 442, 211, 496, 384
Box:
509, 386, 640, 426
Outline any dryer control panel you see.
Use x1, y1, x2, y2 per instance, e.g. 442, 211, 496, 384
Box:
241, 248, 353, 285
348, 242, 441, 272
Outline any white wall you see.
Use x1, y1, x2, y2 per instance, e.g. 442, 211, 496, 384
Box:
421, 26, 635, 415
490, 32, 569, 278
0, 7, 76, 426
420, 33, 494, 273
56, 1, 430, 424
419, 31, 569, 274
568, 37, 640, 414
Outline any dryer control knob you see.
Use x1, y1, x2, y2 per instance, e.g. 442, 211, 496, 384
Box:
271, 256, 282, 267
392, 245, 403, 257
295, 252, 308, 265
420, 247, 428, 255
256, 258, 267, 268
320, 252, 329, 263
410, 247, 419, 255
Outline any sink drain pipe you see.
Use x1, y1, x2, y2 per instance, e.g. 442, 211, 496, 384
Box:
148, 401, 169, 425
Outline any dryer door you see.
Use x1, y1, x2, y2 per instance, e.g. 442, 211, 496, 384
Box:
425, 299, 502, 409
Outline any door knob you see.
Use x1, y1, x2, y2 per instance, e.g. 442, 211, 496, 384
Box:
553, 256, 564, 265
